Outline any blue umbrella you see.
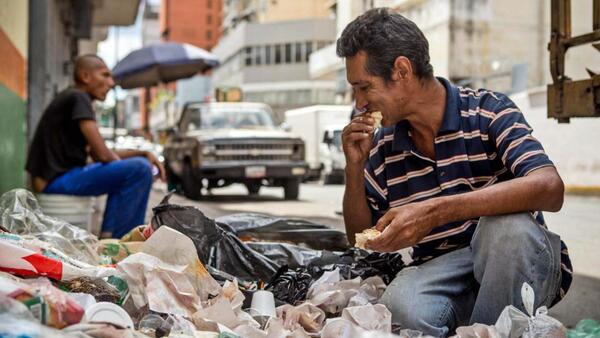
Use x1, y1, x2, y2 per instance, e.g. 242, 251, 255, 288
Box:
112, 42, 220, 89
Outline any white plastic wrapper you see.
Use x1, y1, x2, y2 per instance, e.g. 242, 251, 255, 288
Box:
494, 283, 566, 338
0, 189, 100, 265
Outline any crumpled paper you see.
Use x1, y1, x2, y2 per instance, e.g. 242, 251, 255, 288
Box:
277, 303, 326, 333
453, 323, 501, 338
117, 252, 200, 316
306, 268, 386, 314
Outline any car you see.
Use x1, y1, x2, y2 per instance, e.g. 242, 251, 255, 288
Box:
163, 102, 308, 200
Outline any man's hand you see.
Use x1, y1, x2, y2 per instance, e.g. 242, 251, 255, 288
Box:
144, 151, 166, 182
342, 114, 375, 165
367, 201, 439, 252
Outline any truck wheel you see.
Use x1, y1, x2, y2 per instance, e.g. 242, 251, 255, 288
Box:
181, 164, 202, 200
283, 178, 300, 200
165, 161, 180, 192
245, 182, 261, 195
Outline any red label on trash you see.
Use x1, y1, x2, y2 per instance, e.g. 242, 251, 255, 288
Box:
0, 241, 63, 280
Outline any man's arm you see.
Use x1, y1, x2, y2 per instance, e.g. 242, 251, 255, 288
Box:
368, 165, 564, 252
80, 120, 119, 163
343, 164, 373, 245
436, 166, 563, 222
115, 149, 166, 181
341, 114, 377, 245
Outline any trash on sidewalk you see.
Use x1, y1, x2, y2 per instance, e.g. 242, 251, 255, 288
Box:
0, 190, 581, 338
494, 283, 566, 338
216, 213, 350, 251
150, 193, 278, 281
0, 189, 100, 265
567, 319, 600, 338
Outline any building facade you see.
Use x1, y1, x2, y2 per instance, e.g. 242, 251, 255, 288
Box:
214, 0, 335, 119
311, 0, 599, 101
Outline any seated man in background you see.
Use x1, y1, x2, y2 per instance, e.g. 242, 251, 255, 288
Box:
338, 8, 571, 336
26, 55, 165, 238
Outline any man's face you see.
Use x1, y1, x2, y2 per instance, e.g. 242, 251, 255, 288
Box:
85, 64, 115, 101
346, 51, 410, 127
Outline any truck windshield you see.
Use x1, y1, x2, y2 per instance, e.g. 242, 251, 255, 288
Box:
185, 106, 276, 130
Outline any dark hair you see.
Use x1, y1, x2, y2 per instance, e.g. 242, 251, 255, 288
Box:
336, 8, 434, 81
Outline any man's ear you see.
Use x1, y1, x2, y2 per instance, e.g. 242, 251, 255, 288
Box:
391, 56, 413, 81
78, 70, 92, 85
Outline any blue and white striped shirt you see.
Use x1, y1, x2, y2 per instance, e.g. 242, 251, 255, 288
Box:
365, 77, 572, 301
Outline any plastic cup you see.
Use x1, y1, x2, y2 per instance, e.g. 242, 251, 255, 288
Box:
249, 290, 276, 318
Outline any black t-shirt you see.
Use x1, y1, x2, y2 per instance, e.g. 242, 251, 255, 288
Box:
26, 88, 96, 182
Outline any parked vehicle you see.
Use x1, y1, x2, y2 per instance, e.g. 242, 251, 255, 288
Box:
284, 105, 350, 183
163, 102, 307, 200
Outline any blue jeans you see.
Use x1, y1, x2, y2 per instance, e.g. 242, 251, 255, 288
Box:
44, 157, 153, 238
379, 213, 563, 337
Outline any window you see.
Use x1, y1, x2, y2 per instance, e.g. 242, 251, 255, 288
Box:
284, 43, 292, 63
274, 44, 282, 64
244, 47, 253, 66
255, 46, 262, 65
305, 41, 313, 62
207, 14, 212, 24
295, 42, 302, 62
265, 45, 272, 64
206, 30, 212, 41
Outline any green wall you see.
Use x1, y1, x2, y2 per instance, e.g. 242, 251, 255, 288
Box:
0, 83, 26, 193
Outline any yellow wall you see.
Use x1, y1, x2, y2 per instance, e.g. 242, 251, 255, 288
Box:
258, 0, 330, 23
0, 0, 28, 56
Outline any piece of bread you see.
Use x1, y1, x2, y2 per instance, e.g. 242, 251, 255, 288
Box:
355, 228, 382, 249
370, 111, 382, 129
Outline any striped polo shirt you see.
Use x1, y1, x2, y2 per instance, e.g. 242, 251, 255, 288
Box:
364, 77, 572, 302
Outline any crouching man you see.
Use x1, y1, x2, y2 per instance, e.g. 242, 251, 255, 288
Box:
338, 8, 571, 337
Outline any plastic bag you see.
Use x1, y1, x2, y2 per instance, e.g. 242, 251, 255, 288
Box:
150, 193, 278, 282
265, 249, 403, 305
0, 233, 115, 281
0, 189, 100, 265
495, 283, 566, 338
266, 266, 314, 305
568, 319, 600, 338
8, 278, 84, 329
216, 213, 350, 251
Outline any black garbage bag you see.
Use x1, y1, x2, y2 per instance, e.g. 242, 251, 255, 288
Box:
265, 248, 405, 304
265, 265, 315, 305
246, 242, 322, 268
216, 213, 350, 251
312, 248, 406, 284
150, 193, 278, 282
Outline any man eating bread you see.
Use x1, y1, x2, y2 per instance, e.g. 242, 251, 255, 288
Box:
337, 8, 571, 337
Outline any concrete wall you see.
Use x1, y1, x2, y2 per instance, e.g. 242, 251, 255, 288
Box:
395, 0, 568, 92
0, 0, 28, 193
257, 0, 331, 23
512, 89, 600, 188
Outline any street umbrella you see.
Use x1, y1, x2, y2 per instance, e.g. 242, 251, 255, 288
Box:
112, 42, 220, 89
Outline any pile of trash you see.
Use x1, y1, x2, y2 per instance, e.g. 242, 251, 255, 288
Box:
0, 189, 572, 338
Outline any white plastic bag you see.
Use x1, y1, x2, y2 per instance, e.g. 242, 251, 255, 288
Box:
494, 283, 566, 338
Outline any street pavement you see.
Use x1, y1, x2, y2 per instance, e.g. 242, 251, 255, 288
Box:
149, 182, 600, 326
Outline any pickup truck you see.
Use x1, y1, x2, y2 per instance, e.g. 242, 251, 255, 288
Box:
163, 102, 307, 200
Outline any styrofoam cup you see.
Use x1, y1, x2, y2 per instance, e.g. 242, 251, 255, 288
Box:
250, 290, 276, 318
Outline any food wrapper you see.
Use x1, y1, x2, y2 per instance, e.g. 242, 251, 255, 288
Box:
0, 233, 115, 281
8, 278, 84, 329
98, 239, 143, 263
